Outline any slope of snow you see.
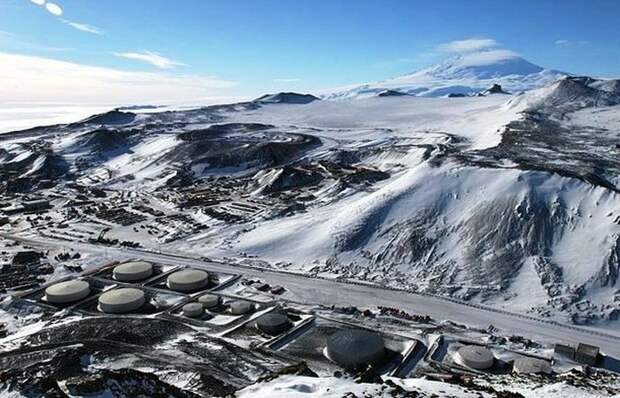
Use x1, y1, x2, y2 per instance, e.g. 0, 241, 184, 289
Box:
325, 51, 566, 100
506, 76, 620, 114
236, 375, 618, 398
568, 104, 620, 128
235, 375, 485, 398
166, 92, 620, 324
230, 95, 521, 150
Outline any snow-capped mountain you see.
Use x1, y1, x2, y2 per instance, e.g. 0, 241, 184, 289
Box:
324, 50, 568, 99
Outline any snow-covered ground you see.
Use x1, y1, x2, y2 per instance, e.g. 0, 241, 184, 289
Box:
2, 73, 619, 327
229, 94, 521, 150
237, 374, 620, 398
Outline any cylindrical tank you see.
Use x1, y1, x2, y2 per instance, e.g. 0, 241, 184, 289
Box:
454, 345, 495, 370
229, 300, 254, 315
183, 302, 204, 318
326, 329, 386, 369
113, 261, 153, 282
256, 313, 291, 335
45, 280, 91, 304
197, 294, 220, 308
98, 288, 146, 314
167, 269, 209, 292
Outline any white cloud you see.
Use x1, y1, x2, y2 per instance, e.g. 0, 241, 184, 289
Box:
30, 0, 45, 5
437, 38, 499, 53
555, 39, 590, 46
61, 19, 104, 35
0, 51, 240, 106
273, 78, 301, 83
456, 49, 520, 66
45, 2, 63, 16
114, 50, 184, 69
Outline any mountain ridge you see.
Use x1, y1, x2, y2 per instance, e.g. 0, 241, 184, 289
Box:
324, 50, 568, 99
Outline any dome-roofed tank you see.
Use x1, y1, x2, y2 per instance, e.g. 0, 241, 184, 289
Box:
326, 329, 386, 369
183, 303, 204, 318
197, 294, 220, 308
454, 345, 495, 370
45, 280, 91, 304
256, 313, 291, 335
230, 300, 254, 315
113, 261, 153, 282
167, 269, 209, 292
98, 288, 145, 314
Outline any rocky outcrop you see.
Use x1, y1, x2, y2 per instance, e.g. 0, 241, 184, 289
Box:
254, 92, 320, 104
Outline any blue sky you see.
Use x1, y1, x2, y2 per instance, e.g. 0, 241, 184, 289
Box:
1, 0, 619, 105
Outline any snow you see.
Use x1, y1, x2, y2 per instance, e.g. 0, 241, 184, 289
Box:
236, 374, 617, 398
236, 375, 398, 398
501, 256, 550, 310
568, 104, 620, 129
154, 89, 620, 322
505, 381, 617, 398
101, 134, 178, 187
232, 95, 521, 150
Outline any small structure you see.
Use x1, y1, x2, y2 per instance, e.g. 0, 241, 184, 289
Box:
454, 345, 495, 370
23, 199, 50, 212
326, 329, 386, 369
113, 261, 153, 282
256, 313, 291, 335
167, 269, 209, 292
197, 294, 220, 308
270, 285, 285, 295
513, 357, 552, 374
45, 280, 90, 304
98, 288, 145, 314
255, 283, 270, 292
183, 303, 204, 318
230, 300, 254, 315
576, 343, 599, 365
554, 343, 575, 359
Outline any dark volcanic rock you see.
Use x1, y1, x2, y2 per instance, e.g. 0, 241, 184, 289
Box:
12, 251, 42, 265
257, 362, 318, 383
458, 114, 620, 192
64, 369, 203, 398
24, 317, 194, 347
481, 84, 509, 95
168, 124, 321, 175
80, 110, 136, 125
377, 89, 408, 97
254, 92, 320, 104
178, 123, 274, 142
75, 128, 133, 152
529, 76, 620, 115
322, 149, 362, 165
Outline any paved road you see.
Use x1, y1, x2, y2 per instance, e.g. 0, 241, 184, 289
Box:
5, 233, 620, 358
